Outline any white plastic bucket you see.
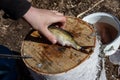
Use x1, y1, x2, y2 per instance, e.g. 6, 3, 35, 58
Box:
109, 49, 120, 65
83, 12, 120, 56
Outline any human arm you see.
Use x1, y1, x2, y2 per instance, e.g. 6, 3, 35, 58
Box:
0, 0, 31, 20
23, 7, 66, 44
0, 0, 66, 44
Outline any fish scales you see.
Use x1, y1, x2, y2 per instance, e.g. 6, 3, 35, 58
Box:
31, 26, 92, 53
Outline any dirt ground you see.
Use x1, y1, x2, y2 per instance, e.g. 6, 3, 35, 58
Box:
0, 0, 120, 80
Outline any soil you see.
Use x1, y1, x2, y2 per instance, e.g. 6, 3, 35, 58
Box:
0, 0, 120, 80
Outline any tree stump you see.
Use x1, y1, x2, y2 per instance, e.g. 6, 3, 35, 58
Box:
21, 16, 101, 80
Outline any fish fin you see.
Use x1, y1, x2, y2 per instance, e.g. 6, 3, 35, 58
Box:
30, 31, 40, 37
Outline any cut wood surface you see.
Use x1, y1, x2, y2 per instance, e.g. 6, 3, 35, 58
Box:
21, 16, 96, 75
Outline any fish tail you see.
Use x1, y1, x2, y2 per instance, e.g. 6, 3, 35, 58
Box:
74, 45, 89, 53
79, 46, 93, 53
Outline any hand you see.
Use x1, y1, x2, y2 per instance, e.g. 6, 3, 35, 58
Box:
23, 6, 66, 44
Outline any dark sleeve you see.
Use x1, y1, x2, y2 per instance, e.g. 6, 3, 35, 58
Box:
0, 0, 31, 20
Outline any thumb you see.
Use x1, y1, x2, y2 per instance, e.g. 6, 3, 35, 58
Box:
40, 28, 57, 44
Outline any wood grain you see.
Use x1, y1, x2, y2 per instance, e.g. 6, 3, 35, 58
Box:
21, 16, 96, 75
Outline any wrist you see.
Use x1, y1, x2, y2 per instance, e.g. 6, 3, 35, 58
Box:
23, 6, 38, 28
23, 6, 41, 30
23, 6, 36, 21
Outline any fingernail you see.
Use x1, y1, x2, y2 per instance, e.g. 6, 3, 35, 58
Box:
52, 39, 57, 44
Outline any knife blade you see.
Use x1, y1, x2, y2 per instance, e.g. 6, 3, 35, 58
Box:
0, 54, 32, 59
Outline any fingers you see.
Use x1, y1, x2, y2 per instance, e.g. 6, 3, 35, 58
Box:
39, 10, 66, 44
56, 15, 66, 29
51, 10, 66, 23
40, 27, 57, 44
52, 15, 66, 29
45, 11, 66, 44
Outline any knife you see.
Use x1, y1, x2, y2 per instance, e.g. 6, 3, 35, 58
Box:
0, 54, 32, 59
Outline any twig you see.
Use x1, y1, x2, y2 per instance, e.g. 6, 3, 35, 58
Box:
77, 0, 104, 18
59, 0, 64, 11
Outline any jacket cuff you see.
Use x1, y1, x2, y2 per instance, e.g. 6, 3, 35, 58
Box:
1, 0, 31, 20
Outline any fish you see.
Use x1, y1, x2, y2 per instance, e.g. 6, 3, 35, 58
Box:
48, 26, 81, 50
31, 26, 93, 53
